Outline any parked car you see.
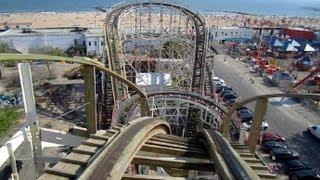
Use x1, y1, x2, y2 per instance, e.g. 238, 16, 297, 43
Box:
244, 121, 269, 131
213, 76, 226, 85
261, 141, 286, 153
269, 147, 300, 162
237, 111, 253, 123
236, 108, 253, 116
236, 106, 250, 111
222, 93, 238, 106
261, 132, 286, 143
222, 92, 237, 100
308, 125, 320, 139
289, 169, 320, 180
282, 160, 312, 175
225, 98, 237, 106
215, 84, 232, 93
220, 89, 235, 97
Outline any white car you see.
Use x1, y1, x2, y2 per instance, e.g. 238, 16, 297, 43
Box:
213, 76, 226, 85
308, 125, 320, 139
242, 121, 269, 131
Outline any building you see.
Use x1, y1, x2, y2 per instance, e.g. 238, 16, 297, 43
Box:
0, 26, 105, 56
283, 28, 316, 41
0, 27, 85, 54
84, 28, 104, 56
209, 27, 254, 42
0, 22, 33, 30
316, 31, 320, 40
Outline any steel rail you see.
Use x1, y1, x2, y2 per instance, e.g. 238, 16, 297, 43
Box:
0, 53, 151, 116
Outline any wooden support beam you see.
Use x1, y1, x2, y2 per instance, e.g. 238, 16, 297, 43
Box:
248, 98, 268, 153
18, 63, 44, 176
132, 156, 214, 171
0, 63, 4, 79
84, 65, 97, 136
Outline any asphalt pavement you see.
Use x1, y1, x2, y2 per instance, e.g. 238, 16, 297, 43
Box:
212, 54, 320, 171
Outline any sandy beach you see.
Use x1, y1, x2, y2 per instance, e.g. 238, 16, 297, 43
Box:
0, 12, 319, 30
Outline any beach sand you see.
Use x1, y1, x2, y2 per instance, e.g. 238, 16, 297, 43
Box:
0, 12, 319, 30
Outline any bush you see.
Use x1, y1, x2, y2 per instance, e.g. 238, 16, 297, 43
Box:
0, 42, 10, 53
0, 107, 22, 137
29, 46, 67, 57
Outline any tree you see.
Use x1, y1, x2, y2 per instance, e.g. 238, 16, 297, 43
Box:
0, 42, 11, 79
29, 46, 67, 79
0, 42, 10, 53
29, 46, 67, 56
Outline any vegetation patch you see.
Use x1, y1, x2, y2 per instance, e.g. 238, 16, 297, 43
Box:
0, 107, 22, 137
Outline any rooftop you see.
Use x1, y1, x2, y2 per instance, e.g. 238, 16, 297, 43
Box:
84, 28, 103, 37
0, 27, 103, 37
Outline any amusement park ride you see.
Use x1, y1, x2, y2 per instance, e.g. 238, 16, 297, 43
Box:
0, 1, 319, 180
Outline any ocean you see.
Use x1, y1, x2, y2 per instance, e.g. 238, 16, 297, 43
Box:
0, 0, 319, 17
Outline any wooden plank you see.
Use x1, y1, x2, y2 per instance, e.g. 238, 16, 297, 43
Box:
141, 144, 207, 158
149, 137, 200, 148
84, 65, 97, 136
238, 153, 255, 158
82, 138, 106, 147
257, 173, 277, 179
250, 165, 269, 171
242, 157, 261, 163
154, 134, 195, 144
45, 162, 82, 178
132, 155, 214, 171
122, 174, 187, 180
112, 126, 122, 131
145, 140, 204, 152
90, 134, 109, 141
38, 173, 69, 180
72, 145, 98, 155
60, 152, 92, 165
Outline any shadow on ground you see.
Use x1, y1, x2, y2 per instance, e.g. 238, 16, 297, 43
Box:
287, 131, 320, 172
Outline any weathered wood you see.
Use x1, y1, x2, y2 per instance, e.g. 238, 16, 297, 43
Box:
141, 144, 207, 158
132, 155, 214, 171
18, 63, 44, 175
248, 98, 268, 153
122, 174, 187, 180
149, 137, 199, 148
45, 162, 82, 178
145, 140, 204, 152
60, 152, 91, 165
84, 65, 97, 136
7, 143, 19, 180
72, 144, 99, 155
38, 174, 69, 180
154, 134, 195, 144
82, 138, 106, 147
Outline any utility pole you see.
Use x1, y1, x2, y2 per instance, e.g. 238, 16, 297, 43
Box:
18, 63, 44, 177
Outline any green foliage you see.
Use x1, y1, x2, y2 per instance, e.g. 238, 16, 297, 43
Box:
0, 42, 11, 53
0, 107, 22, 137
29, 46, 67, 57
